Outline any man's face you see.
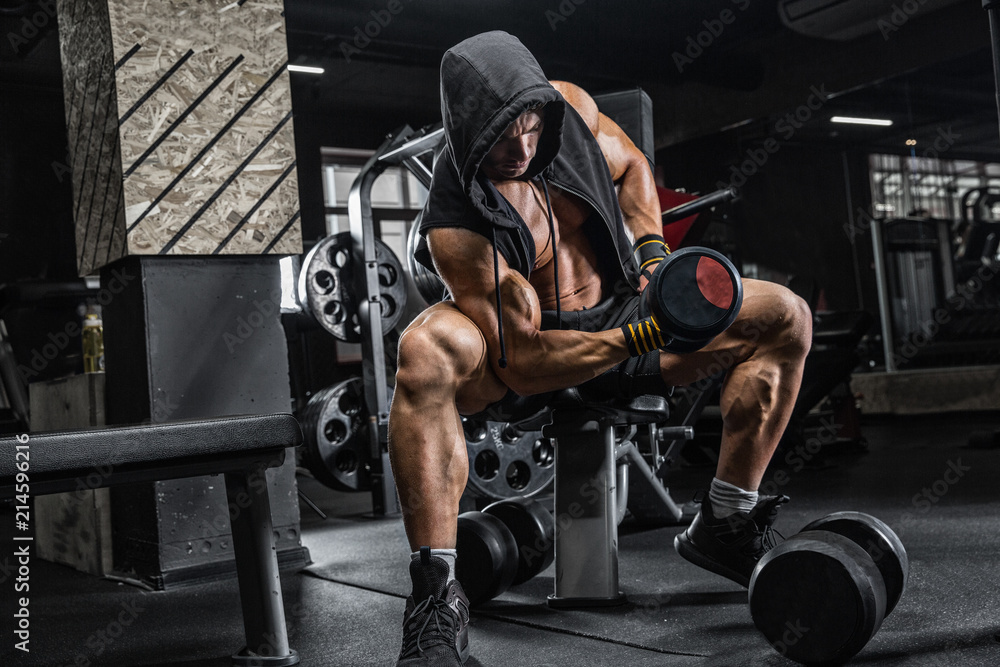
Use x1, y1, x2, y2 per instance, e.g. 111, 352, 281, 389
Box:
481, 108, 545, 181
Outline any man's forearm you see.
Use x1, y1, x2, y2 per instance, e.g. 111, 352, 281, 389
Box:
618, 163, 663, 243
498, 327, 630, 396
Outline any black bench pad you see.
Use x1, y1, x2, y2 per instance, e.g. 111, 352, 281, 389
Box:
0, 413, 301, 492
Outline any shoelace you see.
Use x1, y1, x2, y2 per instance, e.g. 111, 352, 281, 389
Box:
760, 525, 784, 552
400, 595, 459, 658
737, 525, 784, 559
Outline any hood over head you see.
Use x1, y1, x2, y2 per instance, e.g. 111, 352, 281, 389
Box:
439, 31, 565, 196
434, 32, 570, 369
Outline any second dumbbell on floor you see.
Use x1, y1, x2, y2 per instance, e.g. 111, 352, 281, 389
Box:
455, 496, 555, 606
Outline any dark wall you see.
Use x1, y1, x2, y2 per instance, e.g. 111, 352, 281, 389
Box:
0, 79, 78, 283
659, 136, 879, 315
288, 85, 439, 244
738, 145, 874, 312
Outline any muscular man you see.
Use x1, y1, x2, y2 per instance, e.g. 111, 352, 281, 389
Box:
390, 31, 812, 666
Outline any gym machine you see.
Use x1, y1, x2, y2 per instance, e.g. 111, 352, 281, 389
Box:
296, 118, 737, 520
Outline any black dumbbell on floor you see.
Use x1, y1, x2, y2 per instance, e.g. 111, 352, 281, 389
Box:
455, 496, 556, 606
749, 511, 909, 665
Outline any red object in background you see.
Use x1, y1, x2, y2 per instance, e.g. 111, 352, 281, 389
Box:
658, 186, 699, 250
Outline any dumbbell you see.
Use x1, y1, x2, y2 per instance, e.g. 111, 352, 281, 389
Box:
642, 247, 743, 354
455, 496, 556, 606
749, 511, 909, 665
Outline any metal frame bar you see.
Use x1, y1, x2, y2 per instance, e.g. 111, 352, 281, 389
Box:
545, 416, 626, 608
345, 125, 444, 515
871, 218, 898, 372
227, 466, 299, 666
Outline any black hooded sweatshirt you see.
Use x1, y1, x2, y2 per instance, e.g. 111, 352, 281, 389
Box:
414, 31, 640, 364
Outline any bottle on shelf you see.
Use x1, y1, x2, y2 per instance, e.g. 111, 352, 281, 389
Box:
82, 309, 105, 374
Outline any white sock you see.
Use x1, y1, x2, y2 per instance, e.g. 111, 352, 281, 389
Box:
709, 477, 758, 518
411, 548, 457, 581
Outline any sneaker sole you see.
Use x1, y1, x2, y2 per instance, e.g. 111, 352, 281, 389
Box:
673, 531, 750, 588
458, 633, 469, 664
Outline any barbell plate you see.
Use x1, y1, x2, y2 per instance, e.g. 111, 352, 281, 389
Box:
300, 377, 392, 492
456, 511, 519, 607
463, 419, 554, 501
800, 512, 908, 615
749, 530, 886, 665
299, 232, 407, 342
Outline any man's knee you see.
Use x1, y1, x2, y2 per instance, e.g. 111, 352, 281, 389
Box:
737, 285, 812, 358
768, 287, 813, 357
396, 311, 485, 393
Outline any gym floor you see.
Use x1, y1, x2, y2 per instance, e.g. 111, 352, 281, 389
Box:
2, 411, 999, 667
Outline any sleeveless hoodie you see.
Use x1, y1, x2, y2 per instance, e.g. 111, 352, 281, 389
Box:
414, 31, 639, 366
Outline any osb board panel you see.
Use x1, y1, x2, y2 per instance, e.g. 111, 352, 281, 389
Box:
57, 0, 128, 277
58, 0, 301, 276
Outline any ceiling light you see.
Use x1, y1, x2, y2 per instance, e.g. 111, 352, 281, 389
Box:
905, 139, 917, 146
287, 64, 325, 74
830, 116, 893, 127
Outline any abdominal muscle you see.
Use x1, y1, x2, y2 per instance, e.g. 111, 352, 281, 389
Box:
530, 231, 604, 311
493, 179, 607, 312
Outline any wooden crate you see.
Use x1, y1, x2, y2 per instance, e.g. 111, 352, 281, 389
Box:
30, 374, 111, 575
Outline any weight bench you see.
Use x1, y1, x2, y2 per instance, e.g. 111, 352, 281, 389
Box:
0, 413, 303, 666
536, 390, 689, 607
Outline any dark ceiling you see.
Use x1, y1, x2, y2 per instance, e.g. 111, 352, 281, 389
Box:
2, 0, 997, 153
1, 0, 999, 282
275, 0, 999, 156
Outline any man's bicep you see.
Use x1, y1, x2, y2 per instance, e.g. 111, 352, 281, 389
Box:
426, 227, 542, 356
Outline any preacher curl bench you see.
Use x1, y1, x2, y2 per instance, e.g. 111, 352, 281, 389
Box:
0, 413, 302, 666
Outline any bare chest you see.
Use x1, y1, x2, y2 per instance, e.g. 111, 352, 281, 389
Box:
491, 178, 604, 310
491, 180, 590, 269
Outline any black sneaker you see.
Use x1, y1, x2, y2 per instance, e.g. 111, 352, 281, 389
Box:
397, 547, 470, 666
673, 494, 789, 587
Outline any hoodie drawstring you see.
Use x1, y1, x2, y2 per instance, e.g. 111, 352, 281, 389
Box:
540, 175, 561, 328
491, 226, 508, 369
491, 175, 560, 370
